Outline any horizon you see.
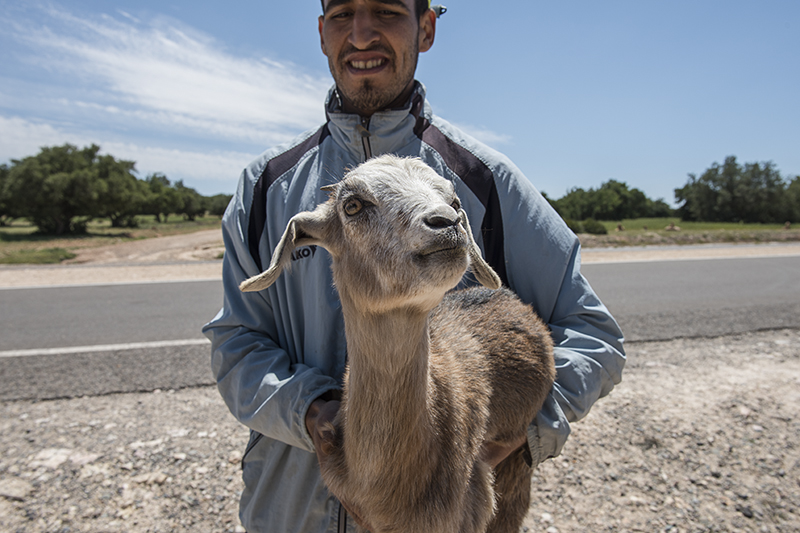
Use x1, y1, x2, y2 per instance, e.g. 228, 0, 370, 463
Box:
2, 1, 798, 205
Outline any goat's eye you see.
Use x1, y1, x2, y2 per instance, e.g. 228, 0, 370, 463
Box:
344, 198, 363, 216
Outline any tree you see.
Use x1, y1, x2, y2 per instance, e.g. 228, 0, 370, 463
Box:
4, 144, 104, 234
4, 145, 235, 231
174, 180, 205, 221
675, 156, 793, 223
0, 163, 14, 225
552, 180, 673, 221
206, 194, 233, 217
94, 154, 146, 228
143, 173, 182, 222
786, 175, 800, 223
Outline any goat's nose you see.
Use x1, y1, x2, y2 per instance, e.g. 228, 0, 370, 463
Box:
424, 207, 459, 229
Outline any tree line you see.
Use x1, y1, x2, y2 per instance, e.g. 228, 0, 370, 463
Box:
675, 156, 800, 224
545, 156, 799, 234
2, 145, 798, 236
0, 144, 232, 234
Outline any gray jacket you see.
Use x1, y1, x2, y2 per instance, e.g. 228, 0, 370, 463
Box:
203, 83, 625, 533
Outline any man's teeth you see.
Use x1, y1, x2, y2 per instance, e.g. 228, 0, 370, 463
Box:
350, 59, 385, 70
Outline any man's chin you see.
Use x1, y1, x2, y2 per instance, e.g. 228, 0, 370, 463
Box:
339, 83, 400, 116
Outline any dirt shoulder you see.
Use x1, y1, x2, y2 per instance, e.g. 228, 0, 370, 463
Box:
1, 231, 798, 531
2, 230, 800, 288
0, 230, 224, 288
62, 229, 225, 265
1, 329, 797, 532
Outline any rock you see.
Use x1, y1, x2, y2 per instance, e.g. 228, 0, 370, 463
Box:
69, 450, 101, 466
129, 438, 165, 449
228, 450, 243, 464
0, 477, 34, 501
29, 448, 73, 469
133, 472, 168, 486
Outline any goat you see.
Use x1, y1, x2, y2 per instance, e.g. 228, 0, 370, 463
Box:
240, 155, 555, 533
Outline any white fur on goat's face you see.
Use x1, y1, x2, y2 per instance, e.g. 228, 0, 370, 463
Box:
328, 157, 470, 312
239, 155, 501, 308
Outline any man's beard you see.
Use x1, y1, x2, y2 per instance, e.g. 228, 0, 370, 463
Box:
331, 44, 419, 115
343, 77, 404, 115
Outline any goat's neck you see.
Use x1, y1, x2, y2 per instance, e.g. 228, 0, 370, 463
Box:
340, 302, 434, 470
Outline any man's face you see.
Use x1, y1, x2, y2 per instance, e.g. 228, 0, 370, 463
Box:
319, 0, 435, 117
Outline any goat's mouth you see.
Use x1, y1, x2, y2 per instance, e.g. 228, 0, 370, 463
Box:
417, 233, 468, 259
418, 243, 465, 257
415, 228, 468, 264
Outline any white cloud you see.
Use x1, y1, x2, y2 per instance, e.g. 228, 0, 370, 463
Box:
100, 141, 255, 186
5, 4, 331, 147
450, 122, 513, 147
0, 115, 254, 193
0, 116, 68, 159
0, 3, 335, 193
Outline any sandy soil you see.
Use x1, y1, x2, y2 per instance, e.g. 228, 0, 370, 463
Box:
62, 230, 226, 265
0, 230, 224, 288
1, 229, 799, 289
1, 233, 799, 532
1, 329, 798, 532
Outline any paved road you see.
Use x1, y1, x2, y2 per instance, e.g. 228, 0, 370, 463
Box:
1, 280, 222, 351
1, 280, 223, 401
584, 255, 800, 342
2, 255, 798, 400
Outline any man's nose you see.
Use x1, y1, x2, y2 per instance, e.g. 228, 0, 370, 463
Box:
349, 9, 380, 49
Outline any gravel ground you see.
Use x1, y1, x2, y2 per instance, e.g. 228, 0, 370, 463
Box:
1, 329, 798, 533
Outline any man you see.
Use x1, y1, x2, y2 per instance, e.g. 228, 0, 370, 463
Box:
203, 1, 625, 532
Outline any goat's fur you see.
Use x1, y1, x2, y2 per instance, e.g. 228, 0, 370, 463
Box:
241, 155, 556, 533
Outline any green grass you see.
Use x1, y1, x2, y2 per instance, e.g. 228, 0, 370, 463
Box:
0, 247, 77, 264
0, 215, 222, 265
602, 218, 788, 232
580, 218, 800, 247
1, 215, 796, 263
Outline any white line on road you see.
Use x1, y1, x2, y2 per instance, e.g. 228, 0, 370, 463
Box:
0, 278, 221, 291
0, 338, 211, 358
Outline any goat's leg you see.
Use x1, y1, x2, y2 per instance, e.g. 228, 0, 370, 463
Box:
485, 448, 532, 533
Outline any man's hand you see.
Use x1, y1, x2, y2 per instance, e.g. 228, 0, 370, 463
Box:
481, 434, 528, 469
305, 399, 376, 531
305, 398, 341, 459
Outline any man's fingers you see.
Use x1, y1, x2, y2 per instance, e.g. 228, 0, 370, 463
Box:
482, 434, 528, 469
312, 400, 341, 458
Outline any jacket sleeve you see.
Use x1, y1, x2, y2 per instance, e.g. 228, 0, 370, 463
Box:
489, 166, 626, 467
202, 176, 341, 454
526, 239, 626, 466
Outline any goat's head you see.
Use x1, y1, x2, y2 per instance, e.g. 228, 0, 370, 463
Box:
240, 155, 501, 312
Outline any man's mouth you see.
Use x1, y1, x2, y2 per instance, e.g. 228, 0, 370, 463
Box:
349, 58, 387, 71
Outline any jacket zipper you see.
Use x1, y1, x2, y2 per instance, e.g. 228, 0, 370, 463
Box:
338, 504, 348, 533
357, 116, 372, 161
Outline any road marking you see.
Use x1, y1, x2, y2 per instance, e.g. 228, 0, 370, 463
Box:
0, 278, 221, 291
582, 243, 800, 264
0, 339, 211, 358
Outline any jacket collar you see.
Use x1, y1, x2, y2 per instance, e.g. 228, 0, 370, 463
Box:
324, 81, 432, 162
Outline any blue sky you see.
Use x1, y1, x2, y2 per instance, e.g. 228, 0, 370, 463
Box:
1, 0, 798, 205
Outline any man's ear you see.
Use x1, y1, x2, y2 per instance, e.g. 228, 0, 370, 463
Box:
319, 15, 328, 56
419, 9, 436, 53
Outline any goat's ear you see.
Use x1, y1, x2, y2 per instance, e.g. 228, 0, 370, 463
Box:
458, 209, 502, 290
240, 208, 331, 292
